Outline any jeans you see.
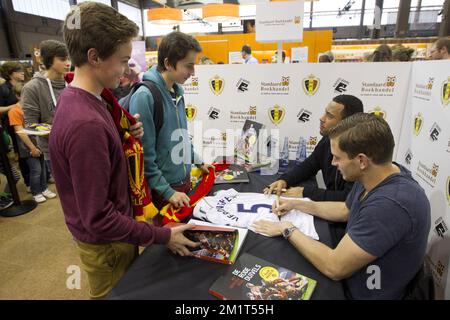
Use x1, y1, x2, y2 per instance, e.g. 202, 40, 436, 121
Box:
26, 156, 47, 196
18, 157, 30, 187
45, 159, 52, 180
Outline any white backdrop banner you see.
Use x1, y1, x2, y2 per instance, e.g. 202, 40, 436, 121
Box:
255, 0, 304, 43
396, 60, 450, 300
184, 62, 411, 163
183, 61, 450, 299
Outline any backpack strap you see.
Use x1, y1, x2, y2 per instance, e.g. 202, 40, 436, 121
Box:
139, 81, 164, 138
122, 81, 164, 138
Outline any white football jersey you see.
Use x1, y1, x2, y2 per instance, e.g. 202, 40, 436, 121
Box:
193, 189, 319, 240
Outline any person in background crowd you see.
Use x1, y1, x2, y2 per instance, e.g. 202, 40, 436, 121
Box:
8, 83, 49, 202
428, 37, 450, 60
22, 39, 71, 187
199, 56, 214, 65
392, 44, 415, 62
318, 51, 334, 63
241, 45, 259, 64
368, 44, 393, 62
272, 51, 287, 63
0, 61, 28, 190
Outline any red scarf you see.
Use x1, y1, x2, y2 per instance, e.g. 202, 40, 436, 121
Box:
64, 73, 158, 222
159, 163, 230, 225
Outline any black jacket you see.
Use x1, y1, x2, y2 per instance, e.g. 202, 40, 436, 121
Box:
280, 136, 353, 201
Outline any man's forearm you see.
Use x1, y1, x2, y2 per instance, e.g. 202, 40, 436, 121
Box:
0, 106, 13, 114
288, 229, 341, 280
296, 201, 348, 222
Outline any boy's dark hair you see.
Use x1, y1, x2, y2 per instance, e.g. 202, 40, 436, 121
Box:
332, 94, 364, 119
157, 32, 202, 72
242, 45, 252, 55
328, 113, 395, 165
39, 40, 69, 70
63, 2, 139, 67
0, 61, 23, 81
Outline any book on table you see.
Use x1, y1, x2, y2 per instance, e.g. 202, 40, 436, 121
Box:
166, 220, 248, 265
209, 252, 317, 300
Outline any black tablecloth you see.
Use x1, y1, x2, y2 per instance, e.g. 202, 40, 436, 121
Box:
107, 165, 346, 300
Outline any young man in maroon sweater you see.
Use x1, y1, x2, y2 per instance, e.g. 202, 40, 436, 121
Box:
49, 2, 198, 299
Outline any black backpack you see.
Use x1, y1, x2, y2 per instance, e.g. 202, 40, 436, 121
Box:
120, 80, 164, 137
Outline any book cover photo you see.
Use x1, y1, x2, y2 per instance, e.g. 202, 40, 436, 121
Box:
166, 222, 245, 265
235, 120, 264, 163
209, 253, 317, 300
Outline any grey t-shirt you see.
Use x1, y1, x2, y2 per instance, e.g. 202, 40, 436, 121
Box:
344, 163, 430, 299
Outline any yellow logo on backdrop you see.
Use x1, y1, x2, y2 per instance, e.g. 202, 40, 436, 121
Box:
426, 77, 434, 90
209, 75, 225, 95
302, 74, 320, 96
191, 77, 199, 87
249, 106, 257, 116
369, 106, 387, 119
294, 16, 301, 24
442, 77, 450, 106
413, 113, 423, 136
431, 163, 439, 178
185, 104, 197, 121
386, 76, 396, 87
309, 136, 318, 146
268, 105, 285, 125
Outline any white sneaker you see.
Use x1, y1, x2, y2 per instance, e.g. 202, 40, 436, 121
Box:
42, 189, 57, 199
33, 194, 47, 203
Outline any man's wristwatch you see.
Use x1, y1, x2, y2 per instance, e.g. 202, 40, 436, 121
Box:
282, 226, 297, 239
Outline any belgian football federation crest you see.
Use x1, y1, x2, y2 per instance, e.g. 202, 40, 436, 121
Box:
369, 106, 386, 119
442, 77, 449, 106
209, 75, 225, 95
413, 113, 423, 136
302, 74, 320, 96
185, 104, 197, 121
268, 105, 285, 125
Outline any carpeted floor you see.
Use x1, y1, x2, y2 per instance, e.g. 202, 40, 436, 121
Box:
0, 173, 89, 299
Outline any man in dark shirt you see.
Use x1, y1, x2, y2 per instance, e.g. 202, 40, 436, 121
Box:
265, 94, 363, 201
254, 113, 431, 299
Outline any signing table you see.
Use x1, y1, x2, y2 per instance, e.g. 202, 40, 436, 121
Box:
107, 168, 346, 300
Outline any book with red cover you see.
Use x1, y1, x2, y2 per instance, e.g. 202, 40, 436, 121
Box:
166, 222, 244, 264
209, 253, 317, 300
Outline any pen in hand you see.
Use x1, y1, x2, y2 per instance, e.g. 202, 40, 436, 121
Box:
276, 195, 281, 221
